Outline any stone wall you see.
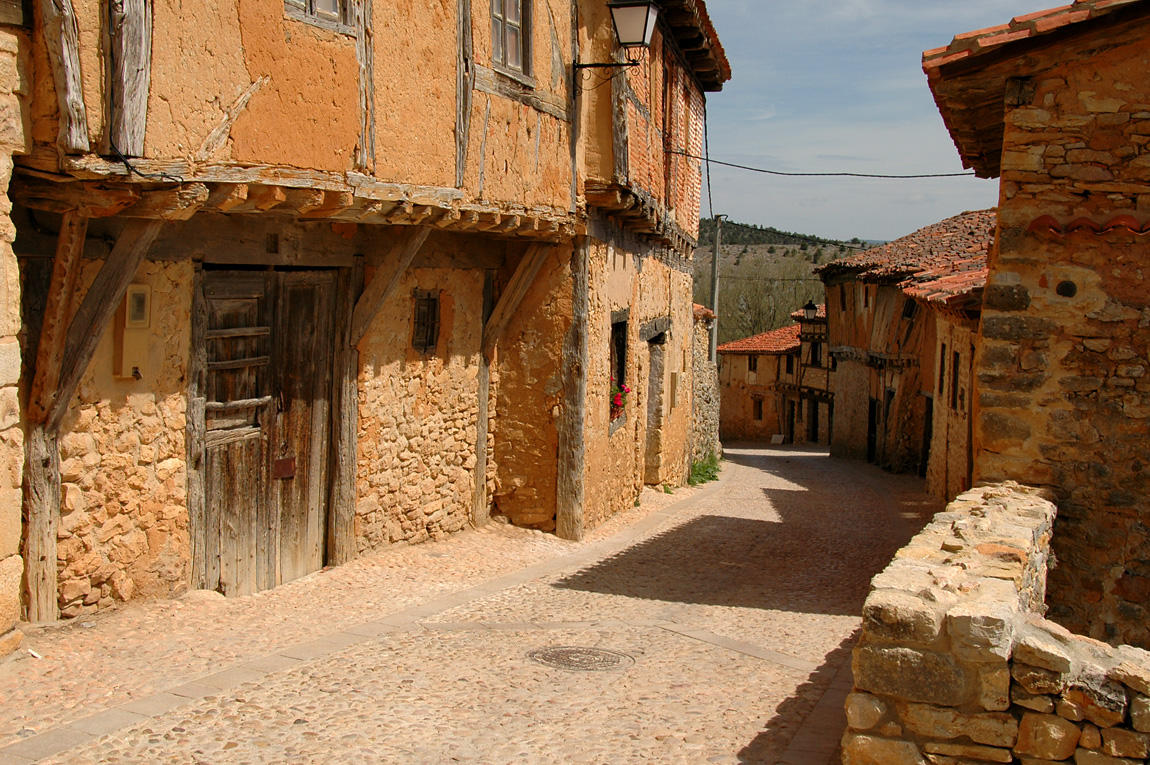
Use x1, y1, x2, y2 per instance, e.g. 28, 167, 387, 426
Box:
718, 353, 785, 442
583, 236, 693, 529
844, 483, 1150, 764
54, 261, 193, 617
689, 314, 720, 463
356, 264, 486, 549
0, 26, 27, 656
974, 30, 1150, 648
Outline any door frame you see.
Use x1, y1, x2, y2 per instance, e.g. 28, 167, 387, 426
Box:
186, 263, 358, 592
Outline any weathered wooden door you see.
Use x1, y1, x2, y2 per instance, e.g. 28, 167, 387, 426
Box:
199, 269, 337, 595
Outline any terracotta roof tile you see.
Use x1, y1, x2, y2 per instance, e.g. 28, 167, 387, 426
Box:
923, 0, 1141, 72
717, 324, 801, 355
693, 303, 716, 321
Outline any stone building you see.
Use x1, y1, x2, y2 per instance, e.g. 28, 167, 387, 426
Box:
689, 302, 720, 463
0, 0, 730, 651
784, 302, 831, 445
817, 210, 995, 479
716, 323, 800, 442
925, 0, 1150, 649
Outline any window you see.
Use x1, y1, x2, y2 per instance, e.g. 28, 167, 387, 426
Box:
492, 0, 530, 75
610, 317, 628, 421
412, 290, 440, 353
839, 285, 847, 312
939, 343, 947, 396
748, 355, 758, 373
285, 0, 348, 28
753, 398, 763, 421
810, 341, 822, 368
785, 354, 794, 375
863, 285, 870, 309
950, 350, 960, 410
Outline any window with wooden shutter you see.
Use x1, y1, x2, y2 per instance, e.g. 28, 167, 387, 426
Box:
412, 290, 440, 353
285, 0, 350, 32
492, 0, 530, 76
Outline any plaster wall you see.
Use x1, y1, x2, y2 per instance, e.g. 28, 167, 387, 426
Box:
718, 353, 786, 441
356, 261, 485, 550
975, 35, 1150, 647
0, 26, 28, 657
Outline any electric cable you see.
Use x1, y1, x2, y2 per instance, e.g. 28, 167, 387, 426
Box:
670, 149, 975, 179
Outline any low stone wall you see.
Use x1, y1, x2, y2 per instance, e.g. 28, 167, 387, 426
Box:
689, 316, 719, 464
844, 483, 1150, 764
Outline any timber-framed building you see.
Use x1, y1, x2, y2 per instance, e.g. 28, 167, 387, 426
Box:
0, 0, 729, 648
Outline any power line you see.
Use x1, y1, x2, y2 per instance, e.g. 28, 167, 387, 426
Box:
671, 149, 975, 179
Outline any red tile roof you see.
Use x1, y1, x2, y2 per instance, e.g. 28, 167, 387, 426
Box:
922, 0, 1139, 73
717, 324, 801, 355
819, 209, 996, 309
664, 0, 732, 92
693, 303, 716, 321
789, 304, 827, 322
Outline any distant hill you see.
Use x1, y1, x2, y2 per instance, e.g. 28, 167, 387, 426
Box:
697, 218, 865, 249
692, 219, 863, 345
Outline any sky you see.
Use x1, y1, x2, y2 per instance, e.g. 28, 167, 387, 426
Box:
700, 0, 1063, 241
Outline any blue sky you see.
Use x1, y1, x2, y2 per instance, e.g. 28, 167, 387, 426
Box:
701, 0, 1060, 241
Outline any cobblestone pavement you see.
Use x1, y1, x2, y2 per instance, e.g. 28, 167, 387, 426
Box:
0, 445, 939, 764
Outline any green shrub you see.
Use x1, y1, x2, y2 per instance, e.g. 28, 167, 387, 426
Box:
688, 452, 721, 486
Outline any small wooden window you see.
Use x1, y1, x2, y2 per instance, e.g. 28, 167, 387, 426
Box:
412, 290, 440, 353
753, 398, 764, 421
748, 355, 758, 373
810, 341, 822, 368
950, 350, 960, 410
939, 343, 947, 396
285, 0, 350, 29
786, 354, 794, 375
492, 0, 530, 75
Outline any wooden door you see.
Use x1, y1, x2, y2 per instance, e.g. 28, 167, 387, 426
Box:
198, 269, 337, 595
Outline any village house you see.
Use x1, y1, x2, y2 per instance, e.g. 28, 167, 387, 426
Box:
924, 0, 1150, 649
716, 322, 799, 442
0, 0, 730, 652
817, 210, 995, 487
784, 301, 831, 445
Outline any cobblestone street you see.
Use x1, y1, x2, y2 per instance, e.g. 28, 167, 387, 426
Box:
0, 445, 938, 764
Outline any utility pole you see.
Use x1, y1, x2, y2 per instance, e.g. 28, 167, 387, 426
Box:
709, 214, 725, 362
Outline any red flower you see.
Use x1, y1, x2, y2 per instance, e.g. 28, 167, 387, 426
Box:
613, 393, 623, 406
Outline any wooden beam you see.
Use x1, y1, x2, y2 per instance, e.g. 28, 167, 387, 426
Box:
556, 240, 589, 541
121, 183, 209, 220
40, 0, 89, 154
0, 0, 28, 25
482, 243, 552, 358
354, 0, 376, 171
455, 0, 473, 187
196, 77, 267, 162
10, 175, 139, 217
107, 0, 152, 156
300, 190, 354, 219
186, 263, 208, 588
48, 220, 163, 431
327, 258, 364, 565
349, 226, 430, 345
205, 183, 249, 212
472, 269, 495, 528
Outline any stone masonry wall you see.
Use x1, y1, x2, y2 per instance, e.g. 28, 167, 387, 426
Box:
356, 266, 485, 550
0, 26, 27, 656
844, 483, 1150, 764
927, 315, 975, 504
689, 316, 719, 462
975, 31, 1150, 648
55, 261, 193, 618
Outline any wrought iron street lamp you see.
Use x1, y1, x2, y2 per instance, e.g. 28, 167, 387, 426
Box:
574, 0, 659, 74
802, 301, 818, 321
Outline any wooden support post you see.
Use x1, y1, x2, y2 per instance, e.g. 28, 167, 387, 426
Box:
108, 0, 152, 156
40, 0, 89, 154
556, 239, 589, 541
482, 244, 552, 358
455, 0, 474, 187
472, 269, 495, 527
186, 263, 207, 588
327, 258, 364, 565
350, 226, 430, 345
354, 0, 376, 171
22, 212, 87, 622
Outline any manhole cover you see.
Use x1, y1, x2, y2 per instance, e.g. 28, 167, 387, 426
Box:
527, 646, 635, 672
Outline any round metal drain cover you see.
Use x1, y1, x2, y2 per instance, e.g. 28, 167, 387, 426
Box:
528, 646, 635, 672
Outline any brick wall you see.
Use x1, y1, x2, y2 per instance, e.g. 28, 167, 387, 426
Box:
845, 483, 1150, 763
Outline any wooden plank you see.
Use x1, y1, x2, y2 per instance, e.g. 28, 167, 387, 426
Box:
40, 0, 89, 154
611, 56, 629, 184
205, 396, 273, 412
482, 244, 552, 358
354, 0, 376, 171
27, 211, 87, 425
206, 326, 270, 339
107, 0, 152, 156
48, 220, 163, 432
23, 426, 60, 621
186, 264, 208, 589
556, 240, 588, 541
455, 0, 473, 187
121, 183, 209, 220
0, 0, 27, 25
10, 175, 139, 217
472, 269, 495, 527
326, 259, 362, 566
206, 355, 270, 371
196, 77, 267, 162
350, 226, 430, 345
